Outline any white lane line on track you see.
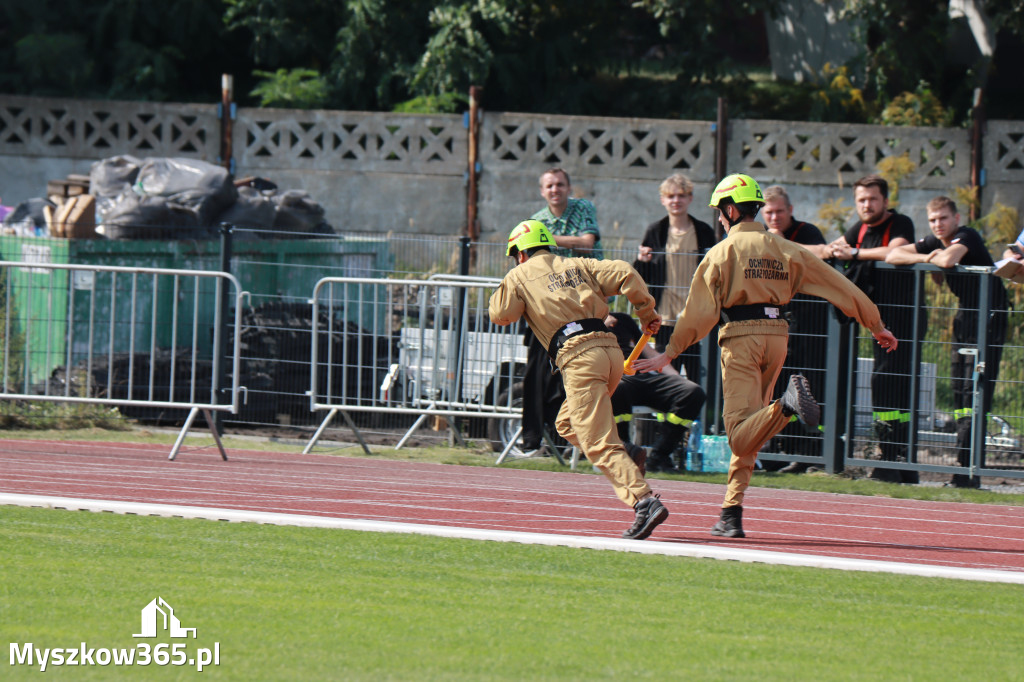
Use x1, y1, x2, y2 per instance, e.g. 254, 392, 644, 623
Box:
3, 492, 1023, 585
9, 481, 1018, 570
5, 471, 1023, 548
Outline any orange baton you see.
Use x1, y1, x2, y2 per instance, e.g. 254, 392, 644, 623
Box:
622, 332, 652, 376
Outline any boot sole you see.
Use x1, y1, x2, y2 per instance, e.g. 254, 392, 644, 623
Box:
790, 375, 820, 428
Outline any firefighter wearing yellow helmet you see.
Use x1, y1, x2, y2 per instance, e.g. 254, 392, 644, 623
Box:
505, 219, 554, 256
489, 220, 669, 540
633, 173, 898, 539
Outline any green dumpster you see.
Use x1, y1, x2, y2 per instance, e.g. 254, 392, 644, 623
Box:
0, 235, 393, 387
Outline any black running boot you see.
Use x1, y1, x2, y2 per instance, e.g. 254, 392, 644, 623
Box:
710, 505, 745, 538
622, 494, 669, 540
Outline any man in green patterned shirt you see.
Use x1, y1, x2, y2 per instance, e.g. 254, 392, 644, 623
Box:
531, 168, 603, 259
517, 168, 602, 458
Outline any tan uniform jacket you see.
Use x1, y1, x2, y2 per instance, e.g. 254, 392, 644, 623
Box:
665, 222, 885, 358
488, 252, 657, 359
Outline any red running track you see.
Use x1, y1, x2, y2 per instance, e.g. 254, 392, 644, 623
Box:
2, 438, 1024, 578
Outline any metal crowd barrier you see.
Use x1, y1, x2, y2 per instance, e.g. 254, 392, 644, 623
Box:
301, 264, 1023, 482
0, 261, 246, 460
304, 276, 526, 456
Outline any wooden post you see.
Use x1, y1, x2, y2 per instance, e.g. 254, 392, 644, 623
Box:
970, 88, 985, 223
467, 85, 482, 271
220, 74, 235, 174
714, 97, 729, 241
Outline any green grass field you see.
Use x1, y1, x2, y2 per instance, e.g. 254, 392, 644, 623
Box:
3, 504, 1023, 681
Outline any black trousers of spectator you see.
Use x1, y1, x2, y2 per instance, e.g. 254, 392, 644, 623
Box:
521, 334, 566, 451
871, 301, 927, 464
770, 297, 828, 458
655, 324, 703, 383
952, 309, 1007, 469
611, 370, 705, 462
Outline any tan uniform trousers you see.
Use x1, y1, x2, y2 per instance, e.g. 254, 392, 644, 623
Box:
554, 335, 652, 508
719, 333, 793, 508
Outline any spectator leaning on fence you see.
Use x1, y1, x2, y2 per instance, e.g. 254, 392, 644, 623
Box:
885, 196, 1009, 488
634, 173, 897, 539
633, 173, 718, 383
828, 174, 923, 484
760, 185, 831, 473
489, 219, 669, 540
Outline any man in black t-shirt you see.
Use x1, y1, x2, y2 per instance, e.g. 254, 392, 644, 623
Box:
762, 186, 830, 472
829, 174, 922, 483
887, 196, 1009, 488
604, 312, 706, 473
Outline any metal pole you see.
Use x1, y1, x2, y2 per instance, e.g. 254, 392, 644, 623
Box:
971, 269, 992, 474
823, 310, 849, 473
906, 268, 924, 463
213, 222, 234, 436
445, 237, 472, 446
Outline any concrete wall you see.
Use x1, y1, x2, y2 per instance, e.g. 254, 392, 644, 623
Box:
2, 94, 1022, 260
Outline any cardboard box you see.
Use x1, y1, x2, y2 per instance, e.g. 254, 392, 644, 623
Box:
51, 194, 97, 239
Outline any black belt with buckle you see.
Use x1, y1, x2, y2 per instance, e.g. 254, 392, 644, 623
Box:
547, 318, 608, 360
720, 303, 787, 324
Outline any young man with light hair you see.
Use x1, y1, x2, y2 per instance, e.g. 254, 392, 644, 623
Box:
886, 196, 1009, 488
633, 173, 717, 391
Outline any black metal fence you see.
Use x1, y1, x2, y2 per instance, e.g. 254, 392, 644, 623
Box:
2, 225, 1021, 481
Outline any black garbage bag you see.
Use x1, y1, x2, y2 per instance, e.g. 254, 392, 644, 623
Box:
134, 157, 238, 228
89, 155, 142, 222
100, 189, 205, 240
214, 186, 277, 240
271, 190, 336, 237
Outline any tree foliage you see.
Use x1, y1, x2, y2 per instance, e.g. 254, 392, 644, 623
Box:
837, 0, 1024, 123
249, 68, 330, 108
1, 0, 1022, 122
1, 0, 251, 100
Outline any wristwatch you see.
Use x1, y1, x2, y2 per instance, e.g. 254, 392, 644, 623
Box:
851, 247, 859, 260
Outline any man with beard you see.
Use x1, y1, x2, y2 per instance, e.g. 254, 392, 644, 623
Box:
828, 174, 922, 484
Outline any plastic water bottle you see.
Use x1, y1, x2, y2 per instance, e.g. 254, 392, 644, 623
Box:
687, 418, 703, 471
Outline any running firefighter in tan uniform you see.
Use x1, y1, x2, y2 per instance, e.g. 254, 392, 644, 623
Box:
635, 174, 898, 538
489, 219, 669, 540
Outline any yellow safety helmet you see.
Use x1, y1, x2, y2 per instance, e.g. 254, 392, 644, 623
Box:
709, 173, 764, 208
506, 219, 554, 256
